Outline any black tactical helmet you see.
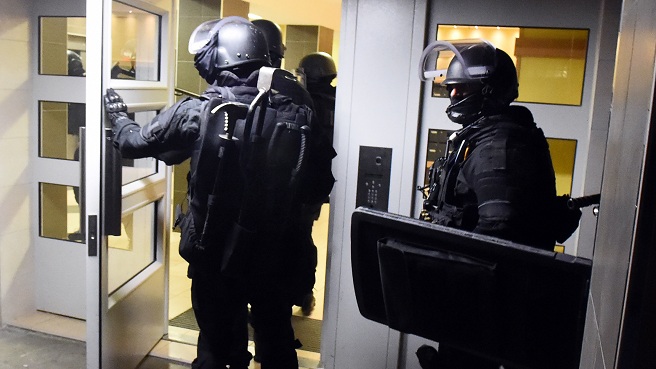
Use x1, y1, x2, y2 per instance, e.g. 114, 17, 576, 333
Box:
443, 43, 518, 125
67, 50, 85, 77
299, 52, 337, 83
189, 16, 271, 83
252, 19, 285, 68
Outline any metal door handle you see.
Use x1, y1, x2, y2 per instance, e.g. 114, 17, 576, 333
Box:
104, 128, 122, 236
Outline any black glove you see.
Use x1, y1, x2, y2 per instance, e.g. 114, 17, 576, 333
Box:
553, 195, 583, 243
416, 345, 440, 369
104, 88, 129, 123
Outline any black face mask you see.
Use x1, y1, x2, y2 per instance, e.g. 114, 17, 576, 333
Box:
194, 33, 221, 84
445, 92, 485, 126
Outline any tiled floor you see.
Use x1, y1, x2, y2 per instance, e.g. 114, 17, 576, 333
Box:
0, 325, 189, 369
7, 204, 330, 369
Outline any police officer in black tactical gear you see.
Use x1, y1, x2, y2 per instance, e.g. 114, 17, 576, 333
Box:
67, 50, 85, 77
299, 52, 337, 146
421, 40, 571, 251
104, 16, 333, 369
248, 19, 328, 364
416, 40, 580, 369
252, 19, 285, 68
284, 51, 338, 315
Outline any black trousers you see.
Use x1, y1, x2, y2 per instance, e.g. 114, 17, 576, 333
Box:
190, 270, 298, 369
190, 272, 250, 369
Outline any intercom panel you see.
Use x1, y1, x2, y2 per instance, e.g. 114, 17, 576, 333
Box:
356, 146, 392, 211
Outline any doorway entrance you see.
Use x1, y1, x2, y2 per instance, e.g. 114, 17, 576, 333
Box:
164, 2, 341, 367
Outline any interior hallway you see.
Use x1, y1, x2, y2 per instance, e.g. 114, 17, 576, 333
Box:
166, 203, 329, 368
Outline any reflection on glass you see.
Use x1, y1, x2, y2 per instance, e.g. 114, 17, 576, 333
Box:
435, 25, 589, 106
39, 101, 85, 161
40, 17, 86, 76
122, 111, 159, 184
423, 129, 453, 187
108, 203, 156, 294
547, 138, 577, 196
111, 1, 160, 81
40, 183, 84, 243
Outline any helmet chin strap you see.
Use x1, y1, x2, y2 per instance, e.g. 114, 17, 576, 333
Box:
446, 93, 484, 125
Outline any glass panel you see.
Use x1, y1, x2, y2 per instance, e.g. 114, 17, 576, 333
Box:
122, 111, 159, 184
39, 17, 86, 76
111, 1, 161, 81
39, 101, 85, 161
108, 202, 156, 294
423, 129, 453, 187
547, 138, 577, 196
435, 25, 589, 106
40, 183, 84, 243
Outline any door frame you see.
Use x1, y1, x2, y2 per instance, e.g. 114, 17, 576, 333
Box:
84, 0, 175, 367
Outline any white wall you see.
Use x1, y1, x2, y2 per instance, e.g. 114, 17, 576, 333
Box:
321, 0, 428, 368
0, 0, 35, 325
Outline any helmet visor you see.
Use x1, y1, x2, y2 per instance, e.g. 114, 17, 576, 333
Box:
188, 16, 251, 54
188, 19, 221, 54
418, 39, 495, 82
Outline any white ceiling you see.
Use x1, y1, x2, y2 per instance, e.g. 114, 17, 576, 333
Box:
245, 0, 342, 33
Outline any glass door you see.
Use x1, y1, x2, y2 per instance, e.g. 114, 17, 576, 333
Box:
85, 0, 174, 367
34, 2, 88, 322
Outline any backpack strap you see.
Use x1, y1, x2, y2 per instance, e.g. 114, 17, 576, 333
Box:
236, 88, 271, 230
258, 66, 312, 106
198, 102, 248, 248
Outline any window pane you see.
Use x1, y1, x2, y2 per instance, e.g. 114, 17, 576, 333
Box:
40, 183, 84, 243
547, 138, 577, 196
108, 203, 156, 294
435, 25, 589, 106
423, 129, 453, 187
111, 1, 161, 81
40, 17, 86, 76
39, 101, 85, 161
122, 111, 159, 184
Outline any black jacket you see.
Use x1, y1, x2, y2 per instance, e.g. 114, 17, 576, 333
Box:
111, 70, 262, 164
428, 105, 558, 250
111, 69, 336, 276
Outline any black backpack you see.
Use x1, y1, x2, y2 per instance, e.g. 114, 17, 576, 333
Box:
177, 67, 318, 275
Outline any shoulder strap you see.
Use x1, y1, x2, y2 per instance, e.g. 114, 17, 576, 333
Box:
186, 98, 250, 242
235, 88, 270, 229
198, 102, 248, 247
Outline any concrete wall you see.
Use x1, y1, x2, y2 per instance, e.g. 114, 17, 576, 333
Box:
0, 0, 34, 325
